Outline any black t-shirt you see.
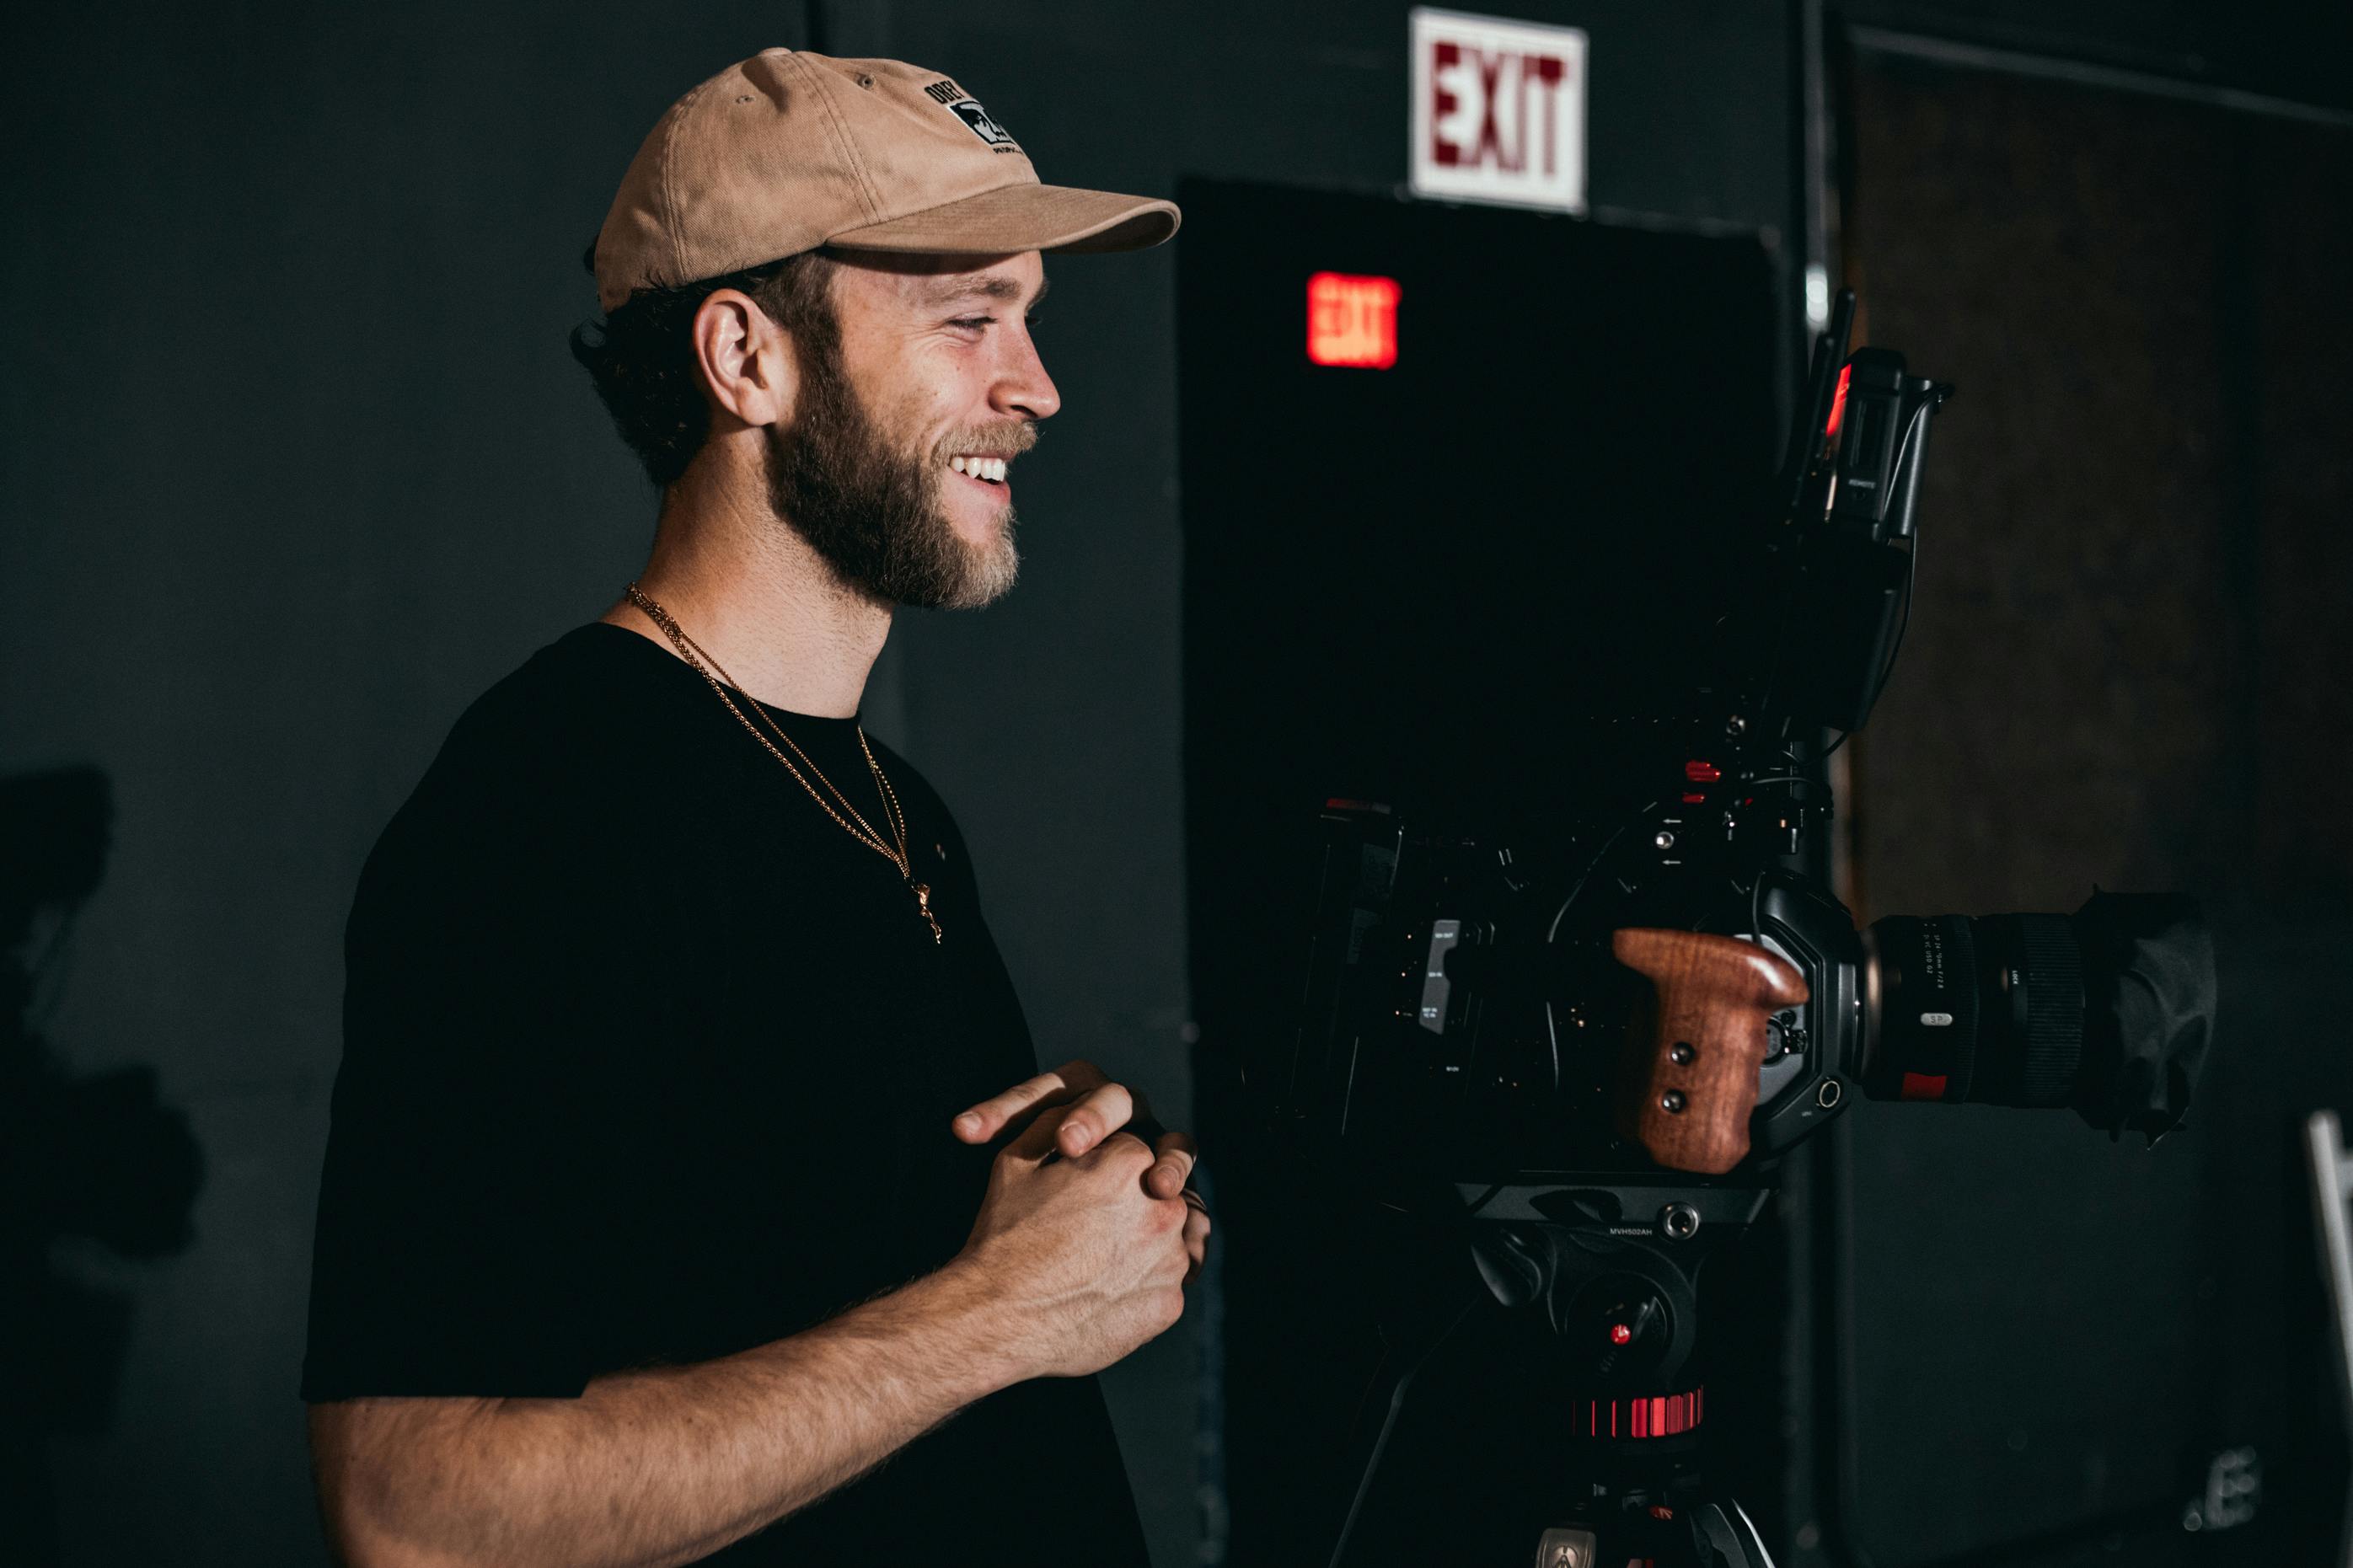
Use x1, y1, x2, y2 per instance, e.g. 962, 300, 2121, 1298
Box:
302, 623, 1147, 1565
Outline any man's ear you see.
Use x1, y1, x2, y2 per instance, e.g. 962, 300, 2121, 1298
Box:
689, 288, 798, 430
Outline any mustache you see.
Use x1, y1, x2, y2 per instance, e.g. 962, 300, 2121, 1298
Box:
936, 420, 1040, 458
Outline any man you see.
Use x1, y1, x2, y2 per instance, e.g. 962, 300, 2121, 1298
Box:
302, 48, 1203, 1566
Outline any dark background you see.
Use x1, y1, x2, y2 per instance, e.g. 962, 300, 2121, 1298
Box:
4, 2, 2348, 1564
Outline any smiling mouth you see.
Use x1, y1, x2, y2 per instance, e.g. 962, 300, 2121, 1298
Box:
949, 454, 1010, 486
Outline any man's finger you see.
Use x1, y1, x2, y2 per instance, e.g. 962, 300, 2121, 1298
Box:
1144, 1130, 1197, 1199
1053, 1082, 1136, 1157
1181, 1204, 1211, 1287
1004, 1103, 1078, 1163
951, 1060, 1107, 1143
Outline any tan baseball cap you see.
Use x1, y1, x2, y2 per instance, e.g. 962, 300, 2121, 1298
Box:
593, 48, 1180, 310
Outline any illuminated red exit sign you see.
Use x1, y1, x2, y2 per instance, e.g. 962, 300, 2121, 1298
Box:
1307, 272, 1402, 369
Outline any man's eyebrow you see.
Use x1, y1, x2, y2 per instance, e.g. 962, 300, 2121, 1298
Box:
925, 272, 1051, 309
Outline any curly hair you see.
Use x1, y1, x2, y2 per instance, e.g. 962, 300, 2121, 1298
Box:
568, 248, 842, 489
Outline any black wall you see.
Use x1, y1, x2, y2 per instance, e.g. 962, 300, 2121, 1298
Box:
1176, 181, 1784, 1561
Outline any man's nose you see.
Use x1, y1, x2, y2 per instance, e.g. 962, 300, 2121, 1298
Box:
994, 334, 1061, 423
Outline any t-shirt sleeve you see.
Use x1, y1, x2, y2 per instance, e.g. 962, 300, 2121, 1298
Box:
302, 714, 637, 1400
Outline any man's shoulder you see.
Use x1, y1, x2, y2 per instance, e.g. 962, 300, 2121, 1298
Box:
451, 618, 656, 748
434, 620, 677, 779
368, 625, 669, 870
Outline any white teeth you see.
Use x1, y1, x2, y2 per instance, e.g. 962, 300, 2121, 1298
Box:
987, 458, 1006, 482
950, 455, 1010, 482
950, 456, 967, 474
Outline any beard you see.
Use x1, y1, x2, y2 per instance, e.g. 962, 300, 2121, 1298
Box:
762, 338, 1024, 612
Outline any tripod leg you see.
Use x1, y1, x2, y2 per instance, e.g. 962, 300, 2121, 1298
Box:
1685, 1499, 1777, 1568
2305, 1113, 2353, 1568
1326, 1294, 1481, 1568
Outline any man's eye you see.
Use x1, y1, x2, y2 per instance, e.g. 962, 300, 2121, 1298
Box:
949, 315, 994, 331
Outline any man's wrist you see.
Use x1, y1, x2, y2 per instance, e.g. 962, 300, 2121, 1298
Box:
883, 1251, 1038, 1400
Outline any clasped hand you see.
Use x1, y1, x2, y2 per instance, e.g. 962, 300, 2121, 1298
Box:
952, 1060, 1211, 1287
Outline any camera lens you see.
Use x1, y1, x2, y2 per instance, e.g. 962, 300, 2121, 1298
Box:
1860, 912, 2085, 1107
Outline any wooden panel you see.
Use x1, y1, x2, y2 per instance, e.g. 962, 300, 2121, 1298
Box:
1835, 47, 2353, 1566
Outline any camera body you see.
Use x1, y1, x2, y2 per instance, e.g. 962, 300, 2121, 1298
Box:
1289, 733, 1863, 1187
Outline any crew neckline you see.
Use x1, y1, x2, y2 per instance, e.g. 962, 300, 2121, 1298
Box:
576, 620, 866, 730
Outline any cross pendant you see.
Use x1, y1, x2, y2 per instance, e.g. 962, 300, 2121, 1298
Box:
910, 880, 943, 945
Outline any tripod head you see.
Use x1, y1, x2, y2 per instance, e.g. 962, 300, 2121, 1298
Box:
1328, 1177, 1775, 1568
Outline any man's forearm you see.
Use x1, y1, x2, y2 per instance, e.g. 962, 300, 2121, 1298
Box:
315, 1259, 1024, 1568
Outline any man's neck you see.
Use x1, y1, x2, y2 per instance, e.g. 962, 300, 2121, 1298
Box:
603, 461, 892, 720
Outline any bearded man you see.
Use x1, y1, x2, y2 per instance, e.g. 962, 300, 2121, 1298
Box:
300, 49, 1203, 1567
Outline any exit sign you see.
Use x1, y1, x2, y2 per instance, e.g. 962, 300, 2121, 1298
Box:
1408, 7, 1587, 215
1307, 272, 1402, 368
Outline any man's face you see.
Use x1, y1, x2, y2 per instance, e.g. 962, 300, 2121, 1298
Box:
764, 249, 1059, 611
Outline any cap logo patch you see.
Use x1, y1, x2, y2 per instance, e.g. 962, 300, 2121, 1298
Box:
923, 78, 1021, 151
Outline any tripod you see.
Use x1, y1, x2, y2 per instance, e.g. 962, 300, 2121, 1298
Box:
1322, 1180, 1779, 1568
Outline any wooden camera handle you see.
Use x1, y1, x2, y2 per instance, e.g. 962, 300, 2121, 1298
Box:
1611, 928, 1810, 1175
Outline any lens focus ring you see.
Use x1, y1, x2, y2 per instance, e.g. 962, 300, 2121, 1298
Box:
2015, 914, 2085, 1105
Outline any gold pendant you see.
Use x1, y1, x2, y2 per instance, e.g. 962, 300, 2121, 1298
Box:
911, 880, 943, 945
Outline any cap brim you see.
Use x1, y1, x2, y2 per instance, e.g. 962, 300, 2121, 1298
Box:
827, 183, 1180, 256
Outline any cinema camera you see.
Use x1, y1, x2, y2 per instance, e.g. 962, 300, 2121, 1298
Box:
1268, 292, 2218, 1568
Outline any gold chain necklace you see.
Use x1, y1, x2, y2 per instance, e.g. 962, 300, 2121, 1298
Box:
624, 583, 942, 945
